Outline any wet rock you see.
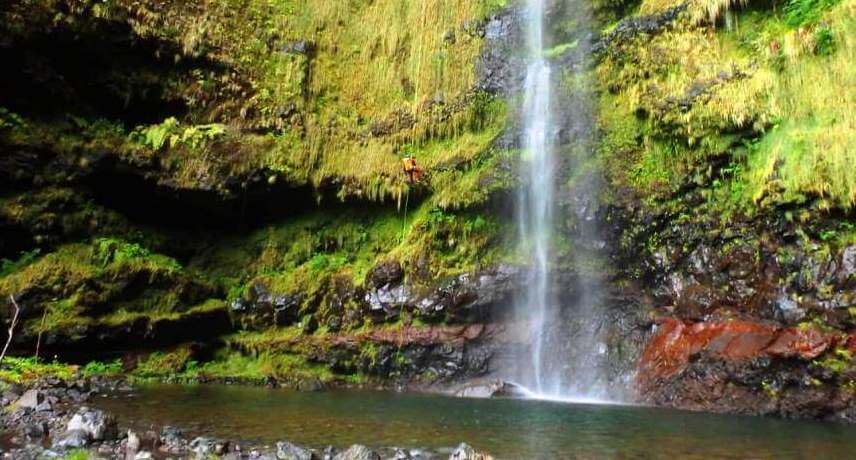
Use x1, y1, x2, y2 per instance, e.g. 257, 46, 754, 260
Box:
159, 425, 187, 453
235, 282, 302, 328
476, 9, 526, 96
453, 379, 526, 398
448, 443, 492, 460
66, 407, 118, 441
366, 284, 412, 315
276, 440, 314, 460
333, 444, 380, 460
5, 445, 50, 460
53, 429, 90, 449
638, 318, 839, 390
281, 40, 316, 56
126, 429, 141, 459
134, 452, 155, 460
322, 446, 338, 460
774, 296, 805, 323
840, 246, 856, 286
367, 260, 404, 288
592, 3, 688, 56
416, 265, 519, 320
190, 436, 229, 458
388, 448, 433, 460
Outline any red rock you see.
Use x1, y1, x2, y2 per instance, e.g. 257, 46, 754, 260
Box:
767, 328, 834, 359
637, 318, 847, 387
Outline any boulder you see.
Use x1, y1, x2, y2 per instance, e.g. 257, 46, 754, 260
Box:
14, 390, 43, 410
453, 379, 527, 399
66, 407, 119, 441
126, 429, 141, 460
390, 448, 432, 460
190, 436, 229, 458
52, 429, 90, 449
160, 425, 185, 451
276, 440, 314, 460
448, 443, 493, 460
367, 260, 404, 288
332, 444, 380, 460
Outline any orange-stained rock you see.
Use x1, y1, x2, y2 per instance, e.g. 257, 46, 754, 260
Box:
766, 327, 835, 359
847, 332, 856, 354
638, 318, 845, 385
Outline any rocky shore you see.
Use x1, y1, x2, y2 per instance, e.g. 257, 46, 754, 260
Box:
0, 378, 493, 460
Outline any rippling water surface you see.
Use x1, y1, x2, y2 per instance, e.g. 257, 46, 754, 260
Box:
94, 384, 856, 459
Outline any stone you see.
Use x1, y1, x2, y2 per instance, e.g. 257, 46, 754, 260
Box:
134, 452, 154, 460
23, 421, 48, 439
281, 40, 315, 56
276, 441, 313, 460
14, 390, 43, 410
448, 443, 493, 460
366, 284, 412, 314
126, 429, 141, 460
52, 429, 90, 449
774, 296, 805, 323
840, 246, 856, 285
453, 379, 526, 399
190, 436, 229, 458
66, 407, 118, 441
332, 444, 380, 460
367, 260, 404, 288
390, 449, 432, 460
160, 425, 185, 451
35, 400, 53, 412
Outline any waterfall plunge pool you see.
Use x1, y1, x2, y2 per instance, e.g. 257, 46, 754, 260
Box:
93, 383, 856, 459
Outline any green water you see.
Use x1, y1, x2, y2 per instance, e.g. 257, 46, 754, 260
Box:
94, 384, 856, 459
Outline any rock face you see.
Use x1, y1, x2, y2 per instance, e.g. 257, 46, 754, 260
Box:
638, 319, 842, 383
610, 194, 856, 418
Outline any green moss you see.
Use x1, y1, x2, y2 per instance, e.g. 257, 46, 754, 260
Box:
59, 450, 92, 460
0, 357, 76, 384
813, 347, 854, 375
0, 249, 41, 279
543, 41, 579, 59
598, 0, 855, 212
133, 346, 194, 378
81, 359, 123, 377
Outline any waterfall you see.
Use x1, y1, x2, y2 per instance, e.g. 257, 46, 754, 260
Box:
513, 0, 613, 401
518, 0, 556, 396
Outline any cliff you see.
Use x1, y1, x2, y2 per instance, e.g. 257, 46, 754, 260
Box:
1, 0, 855, 420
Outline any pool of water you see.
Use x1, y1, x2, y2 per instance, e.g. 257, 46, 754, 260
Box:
93, 384, 856, 459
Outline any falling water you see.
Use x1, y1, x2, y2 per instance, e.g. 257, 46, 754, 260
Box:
517, 0, 557, 396
513, 0, 613, 401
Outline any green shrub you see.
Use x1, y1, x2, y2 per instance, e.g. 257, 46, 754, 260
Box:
0, 249, 41, 278
81, 359, 123, 377
785, 0, 840, 26
130, 117, 226, 151
0, 107, 25, 130
814, 25, 836, 55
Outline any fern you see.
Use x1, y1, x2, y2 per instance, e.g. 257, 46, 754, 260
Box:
130, 117, 226, 151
